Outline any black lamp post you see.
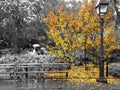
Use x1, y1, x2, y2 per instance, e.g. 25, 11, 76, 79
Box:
95, 0, 109, 83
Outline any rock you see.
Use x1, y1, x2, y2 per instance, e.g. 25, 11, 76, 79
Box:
108, 62, 120, 77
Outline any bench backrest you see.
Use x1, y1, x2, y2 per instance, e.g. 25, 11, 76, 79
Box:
0, 63, 70, 70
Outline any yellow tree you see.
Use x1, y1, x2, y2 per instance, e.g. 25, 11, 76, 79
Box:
44, 0, 118, 63
44, 3, 82, 63
78, 0, 116, 63
78, 0, 100, 63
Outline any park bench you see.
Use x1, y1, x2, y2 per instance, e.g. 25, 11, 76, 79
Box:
0, 63, 71, 80
20, 63, 70, 80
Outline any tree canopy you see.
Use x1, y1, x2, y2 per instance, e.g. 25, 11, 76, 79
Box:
44, 0, 119, 63
0, 0, 62, 48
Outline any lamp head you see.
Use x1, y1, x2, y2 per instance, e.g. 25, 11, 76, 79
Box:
95, 0, 109, 16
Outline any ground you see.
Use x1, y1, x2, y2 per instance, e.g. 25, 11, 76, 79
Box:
0, 79, 120, 90
0, 53, 120, 90
46, 64, 120, 84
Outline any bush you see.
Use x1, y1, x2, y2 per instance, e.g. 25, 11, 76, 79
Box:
110, 49, 120, 63
0, 52, 57, 64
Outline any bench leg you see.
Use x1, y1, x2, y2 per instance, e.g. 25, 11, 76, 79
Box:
25, 67, 28, 78
10, 73, 14, 79
66, 72, 68, 80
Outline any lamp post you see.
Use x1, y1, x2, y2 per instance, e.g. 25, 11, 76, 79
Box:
95, 0, 109, 83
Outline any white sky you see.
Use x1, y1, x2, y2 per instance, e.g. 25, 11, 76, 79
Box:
64, 0, 92, 2
64, 0, 82, 2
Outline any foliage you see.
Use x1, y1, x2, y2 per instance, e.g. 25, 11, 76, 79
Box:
44, 3, 81, 63
46, 64, 120, 84
0, 51, 57, 64
44, 0, 118, 63
0, 0, 62, 48
110, 48, 120, 62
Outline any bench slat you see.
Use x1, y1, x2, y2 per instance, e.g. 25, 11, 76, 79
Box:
0, 71, 68, 74
0, 66, 14, 69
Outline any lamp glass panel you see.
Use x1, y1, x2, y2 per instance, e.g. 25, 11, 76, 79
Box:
116, 4, 120, 11
100, 5, 108, 15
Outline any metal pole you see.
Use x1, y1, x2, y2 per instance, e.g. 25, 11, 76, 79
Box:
97, 18, 107, 83
106, 59, 109, 77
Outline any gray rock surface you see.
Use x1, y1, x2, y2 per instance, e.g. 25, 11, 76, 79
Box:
109, 62, 120, 77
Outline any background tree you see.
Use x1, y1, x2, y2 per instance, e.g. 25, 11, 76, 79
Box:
0, 0, 62, 49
